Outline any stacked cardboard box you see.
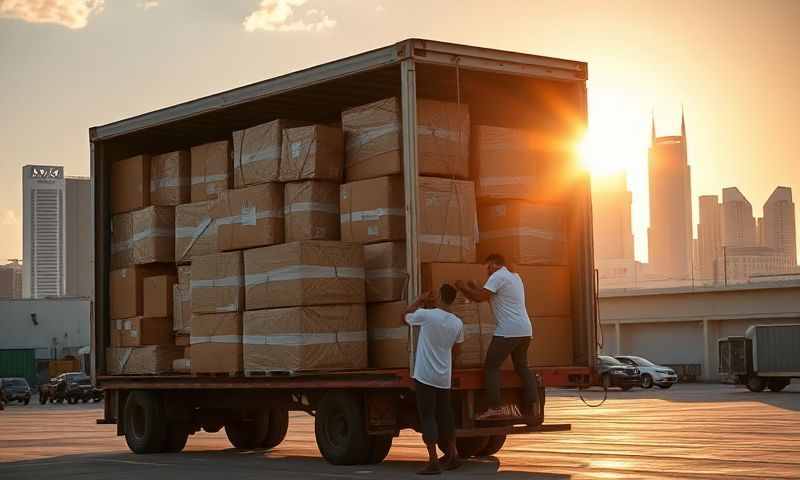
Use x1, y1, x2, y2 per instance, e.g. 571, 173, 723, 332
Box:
175, 201, 217, 263
340, 175, 405, 243
477, 201, 567, 265
284, 181, 340, 242
364, 242, 406, 302
150, 150, 190, 206
112, 155, 150, 214
232, 119, 305, 187
418, 177, 477, 263
212, 183, 284, 251
190, 140, 231, 202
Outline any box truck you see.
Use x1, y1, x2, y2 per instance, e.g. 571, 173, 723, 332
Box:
719, 324, 800, 392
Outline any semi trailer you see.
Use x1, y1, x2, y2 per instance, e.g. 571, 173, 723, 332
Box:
719, 324, 800, 392
91, 39, 597, 464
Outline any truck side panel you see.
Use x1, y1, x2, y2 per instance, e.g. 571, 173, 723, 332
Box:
752, 324, 800, 374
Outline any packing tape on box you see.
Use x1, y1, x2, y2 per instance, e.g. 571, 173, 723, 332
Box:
214, 304, 240, 313
479, 176, 538, 187
190, 275, 243, 288
284, 202, 339, 214
132, 228, 174, 243
234, 145, 281, 168
190, 334, 243, 344
191, 173, 228, 185
340, 208, 405, 223
244, 265, 365, 285
150, 177, 189, 191
243, 331, 367, 346
417, 126, 463, 142
479, 227, 562, 241
418, 234, 474, 246
215, 208, 283, 226
365, 268, 406, 279
345, 123, 400, 151
369, 326, 409, 341
175, 218, 217, 239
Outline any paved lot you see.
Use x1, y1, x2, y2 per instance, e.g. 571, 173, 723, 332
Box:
1, 383, 799, 479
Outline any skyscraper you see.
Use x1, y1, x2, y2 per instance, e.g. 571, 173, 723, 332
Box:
23, 165, 66, 298
592, 172, 635, 262
721, 187, 757, 248
647, 112, 692, 279
65, 177, 93, 297
697, 195, 721, 280
762, 186, 797, 265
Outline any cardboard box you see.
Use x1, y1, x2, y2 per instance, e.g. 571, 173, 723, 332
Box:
418, 177, 477, 263
514, 265, 571, 318
472, 125, 567, 202
110, 317, 172, 347
131, 206, 175, 264
478, 201, 567, 265
191, 251, 243, 314
341, 98, 470, 182
111, 212, 134, 269
150, 150, 190, 206
106, 346, 184, 375
143, 274, 176, 318
174, 266, 192, 333
367, 301, 411, 369
243, 304, 367, 374
244, 241, 365, 310
284, 181, 340, 242
279, 125, 344, 182
190, 140, 231, 202
191, 312, 243, 374
174, 333, 190, 347
172, 357, 191, 373
364, 242, 406, 302
175, 201, 217, 263
528, 316, 573, 366
110, 265, 175, 320
233, 119, 304, 187
111, 154, 150, 214
340, 175, 405, 244
211, 183, 284, 251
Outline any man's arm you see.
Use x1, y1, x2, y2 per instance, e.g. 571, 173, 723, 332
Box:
402, 291, 434, 324
455, 280, 493, 303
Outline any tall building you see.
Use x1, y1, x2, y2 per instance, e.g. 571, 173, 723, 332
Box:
762, 186, 797, 266
23, 165, 66, 298
721, 187, 757, 248
714, 246, 794, 284
65, 177, 93, 297
0, 261, 23, 298
697, 195, 721, 280
647, 112, 692, 279
592, 172, 635, 262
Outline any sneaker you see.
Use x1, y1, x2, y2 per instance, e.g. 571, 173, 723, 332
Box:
475, 407, 505, 420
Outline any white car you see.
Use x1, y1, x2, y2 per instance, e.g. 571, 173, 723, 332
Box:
614, 356, 678, 389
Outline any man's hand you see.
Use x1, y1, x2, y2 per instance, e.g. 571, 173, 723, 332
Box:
455, 279, 492, 303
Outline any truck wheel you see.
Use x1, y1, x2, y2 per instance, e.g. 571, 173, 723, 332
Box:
225, 411, 269, 449
164, 423, 190, 452
478, 435, 507, 457
123, 391, 167, 454
315, 391, 370, 465
746, 376, 765, 392
261, 407, 289, 450
366, 435, 393, 464
641, 375, 653, 389
767, 379, 790, 392
456, 436, 490, 458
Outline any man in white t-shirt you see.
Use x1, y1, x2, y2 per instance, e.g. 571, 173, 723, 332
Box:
404, 284, 464, 475
455, 253, 538, 420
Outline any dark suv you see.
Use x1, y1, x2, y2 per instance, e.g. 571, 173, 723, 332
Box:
596, 355, 641, 391
39, 372, 102, 404
0, 377, 32, 405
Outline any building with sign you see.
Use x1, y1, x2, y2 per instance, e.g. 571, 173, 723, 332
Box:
23, 165, 66, 297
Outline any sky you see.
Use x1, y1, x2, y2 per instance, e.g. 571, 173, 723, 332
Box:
1, 0, 798, 263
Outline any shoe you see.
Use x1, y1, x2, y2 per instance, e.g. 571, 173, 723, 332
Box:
417, 463, 442, 475
475, 407, 505, 420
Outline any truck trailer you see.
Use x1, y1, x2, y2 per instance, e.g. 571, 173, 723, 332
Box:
719, 324, 800, 392
91, 39, 597, 464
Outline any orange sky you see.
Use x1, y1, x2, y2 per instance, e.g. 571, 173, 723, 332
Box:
0, 0, 798, 263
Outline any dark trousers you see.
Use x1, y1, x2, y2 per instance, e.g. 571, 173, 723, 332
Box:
485, 336, 537, 409
415, 380, 455, 446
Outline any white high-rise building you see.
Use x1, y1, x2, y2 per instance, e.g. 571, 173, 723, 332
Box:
23, 165, 66, 298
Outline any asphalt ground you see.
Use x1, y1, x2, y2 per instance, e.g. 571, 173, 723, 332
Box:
1, 383, 799, 479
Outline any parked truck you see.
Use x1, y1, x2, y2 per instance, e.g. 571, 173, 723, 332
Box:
91, 39, 597, 464
718, 324, 800, 392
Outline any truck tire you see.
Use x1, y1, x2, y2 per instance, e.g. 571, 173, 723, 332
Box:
456, 436, 490, 458
261, 407, 289, 450
767, 379, 790, 392
746, 376, 765, 392
164, 423, 190, 452
124, 391, 167, 454
478, 435, 507, 457
225, 411, 269, 449
365, 435, 393, 464
314, 391, 370, 465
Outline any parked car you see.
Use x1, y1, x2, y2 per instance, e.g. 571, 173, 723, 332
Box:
596, 355, 641, 391
0, 378, 32, 405
614, 355, 678, 389
39, 372, 102, 404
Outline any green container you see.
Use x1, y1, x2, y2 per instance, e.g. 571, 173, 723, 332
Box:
0, 349, 37, 386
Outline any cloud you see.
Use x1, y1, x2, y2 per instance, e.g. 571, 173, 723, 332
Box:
138, 0, 157, 10
243, 0, 336, 33
1, 210, 19, 226
0, 0, 104, 29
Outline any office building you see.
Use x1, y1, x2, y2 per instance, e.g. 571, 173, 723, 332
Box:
592, 172, 635, 262
714, 246, 794, 284
0, 261, 23, 298
23, 165, 66, 298
697, 195, 722, 280
762, 186, 797, 266
721, 187, 757, 248
647, 113, 692, 279
65, 177, 92, 298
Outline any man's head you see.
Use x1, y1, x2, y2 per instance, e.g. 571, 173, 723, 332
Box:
484, 253, 506, 276
438, 283, 458, 308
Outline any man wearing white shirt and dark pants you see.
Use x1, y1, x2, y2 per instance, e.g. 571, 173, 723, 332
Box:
404, 284, 464, 475
455, 253, 538, 420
